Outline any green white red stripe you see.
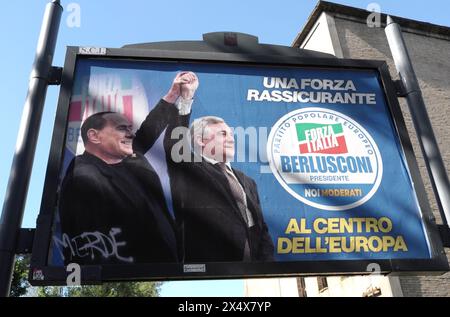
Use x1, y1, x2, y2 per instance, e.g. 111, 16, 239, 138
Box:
296, 123, 348, 154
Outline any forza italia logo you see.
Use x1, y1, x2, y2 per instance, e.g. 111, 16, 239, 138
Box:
297, 122, 348, 154
267, 108, 383, 211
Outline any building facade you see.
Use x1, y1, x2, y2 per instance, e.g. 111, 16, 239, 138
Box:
245, 0, 450, 297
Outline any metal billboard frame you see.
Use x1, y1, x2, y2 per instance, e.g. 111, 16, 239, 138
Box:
29, 46, 448, 285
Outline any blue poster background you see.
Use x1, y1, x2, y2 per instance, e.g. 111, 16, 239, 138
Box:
50, 58, 431, 264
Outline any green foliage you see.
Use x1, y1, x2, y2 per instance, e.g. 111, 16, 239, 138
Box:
37, 286, 66, 297
67, 281, 161, 297
9, 254, 161, 297
10, 255, 31, 297
38, 281, 161, 297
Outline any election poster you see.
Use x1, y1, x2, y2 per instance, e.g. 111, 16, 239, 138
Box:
30, 50, 444, 284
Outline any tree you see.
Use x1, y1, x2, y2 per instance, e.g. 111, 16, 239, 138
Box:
10, 255, 31, 297
10, 254, 161, 297
38, 281, 161, 297
37, 286, 65, 297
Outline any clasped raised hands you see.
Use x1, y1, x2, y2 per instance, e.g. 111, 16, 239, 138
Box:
163, 71, 199, 104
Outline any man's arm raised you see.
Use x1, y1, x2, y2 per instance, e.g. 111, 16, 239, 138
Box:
163, 72, 199, 164
133, 72, 196, 154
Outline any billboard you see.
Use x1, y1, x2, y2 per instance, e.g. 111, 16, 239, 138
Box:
30, 47, 447, 284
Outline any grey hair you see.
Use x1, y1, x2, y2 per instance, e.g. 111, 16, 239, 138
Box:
190, 116, 225, 153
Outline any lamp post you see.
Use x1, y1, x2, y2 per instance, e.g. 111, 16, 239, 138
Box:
0, 0, 63, 296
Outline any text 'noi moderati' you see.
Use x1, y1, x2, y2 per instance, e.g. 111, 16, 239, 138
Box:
247, 77, 377, 104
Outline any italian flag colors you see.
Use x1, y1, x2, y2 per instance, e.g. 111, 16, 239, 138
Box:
296, 123, 348, 154
68, 74, 136, 124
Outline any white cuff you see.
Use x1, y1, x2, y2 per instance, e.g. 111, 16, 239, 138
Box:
175, 97, 193, 115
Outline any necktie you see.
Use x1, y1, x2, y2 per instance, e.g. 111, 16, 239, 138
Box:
217, 163, 252, 261
218, 163, 248, 225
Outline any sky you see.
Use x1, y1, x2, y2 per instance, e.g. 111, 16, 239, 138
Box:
0, 0, 448, 297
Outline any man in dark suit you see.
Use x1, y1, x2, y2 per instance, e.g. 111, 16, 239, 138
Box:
59, 73, 191, 265
165, 73, 275, 262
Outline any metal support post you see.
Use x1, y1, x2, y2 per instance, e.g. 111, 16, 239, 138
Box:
0, 0, 62, 296
385, 16, 450, 231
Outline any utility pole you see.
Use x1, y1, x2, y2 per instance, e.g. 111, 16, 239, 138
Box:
0, 0, 63, 296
